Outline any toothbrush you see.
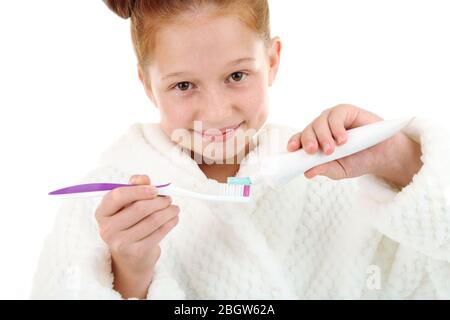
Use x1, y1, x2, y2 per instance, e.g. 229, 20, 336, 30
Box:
251, 117, 415, 188
48, 117, 413, 200
48, 181, 251, 203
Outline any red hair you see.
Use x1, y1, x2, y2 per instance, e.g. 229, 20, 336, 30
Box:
103, 0, 271, 68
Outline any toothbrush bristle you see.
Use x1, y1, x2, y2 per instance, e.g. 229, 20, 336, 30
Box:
217, 183, 251, 197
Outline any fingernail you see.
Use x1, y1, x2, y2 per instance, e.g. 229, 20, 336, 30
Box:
131, 175, 141, 184
324, 143, 331, 153
306, 142, 315, 153
288, 140, 298, 149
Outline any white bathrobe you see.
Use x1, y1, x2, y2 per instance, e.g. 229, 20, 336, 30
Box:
31, 119, 450, 299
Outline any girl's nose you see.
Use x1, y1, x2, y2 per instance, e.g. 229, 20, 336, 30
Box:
201, 89, 233, 120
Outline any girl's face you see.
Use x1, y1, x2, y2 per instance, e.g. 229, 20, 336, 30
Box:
139, 13, 281, 163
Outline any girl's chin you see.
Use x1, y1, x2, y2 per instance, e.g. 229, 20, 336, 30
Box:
191, 143, 247, 163
187, 140, 250, 164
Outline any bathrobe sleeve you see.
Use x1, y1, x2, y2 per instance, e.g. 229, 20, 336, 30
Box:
356, 117, 450, 262
30, 165, 185, 299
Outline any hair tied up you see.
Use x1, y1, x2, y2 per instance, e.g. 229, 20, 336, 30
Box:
103, 0, 137, 19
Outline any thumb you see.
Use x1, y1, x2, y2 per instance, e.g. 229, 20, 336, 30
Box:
128, 174, 151, 185
304, 161, 347, 180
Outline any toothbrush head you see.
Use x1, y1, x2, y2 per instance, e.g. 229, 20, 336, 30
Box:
220, 182, 251, 197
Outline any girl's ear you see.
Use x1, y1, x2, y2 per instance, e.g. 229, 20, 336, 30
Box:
267, 37, 282, 87
138, 65, 158, 107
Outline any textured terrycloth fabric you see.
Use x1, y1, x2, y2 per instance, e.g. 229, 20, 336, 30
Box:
31, 118, 450, 299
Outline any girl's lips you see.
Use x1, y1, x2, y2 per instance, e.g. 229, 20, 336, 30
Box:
194, 122, 243, 142
203, 123, 241, 135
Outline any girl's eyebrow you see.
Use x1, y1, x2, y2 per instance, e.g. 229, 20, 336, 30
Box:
162, 71, 191, 81
161, 57, 255, 81
227, 57, 256, 66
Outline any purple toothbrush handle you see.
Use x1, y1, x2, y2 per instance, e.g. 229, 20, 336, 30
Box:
48, 182, 171, 195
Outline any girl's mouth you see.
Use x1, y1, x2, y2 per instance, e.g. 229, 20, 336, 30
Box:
194, 122, 243, 142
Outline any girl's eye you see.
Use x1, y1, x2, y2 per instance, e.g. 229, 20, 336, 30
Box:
228, 72, 247, 83
175, 82, 193, 91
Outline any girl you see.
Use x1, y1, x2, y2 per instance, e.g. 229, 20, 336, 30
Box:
32, 0, 450, 299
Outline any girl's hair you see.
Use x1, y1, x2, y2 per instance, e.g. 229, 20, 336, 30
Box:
103, 0, 271, 69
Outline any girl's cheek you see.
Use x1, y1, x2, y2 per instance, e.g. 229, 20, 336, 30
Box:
159, 106, 193, 146
159, 96, 195, 128
241, 82, 269, 116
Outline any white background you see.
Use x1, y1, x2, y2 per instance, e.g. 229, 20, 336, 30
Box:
0, 0, 449, 299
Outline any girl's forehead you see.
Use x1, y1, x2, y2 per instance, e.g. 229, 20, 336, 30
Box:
151, 15, 265, 69
156, 15, 260, 52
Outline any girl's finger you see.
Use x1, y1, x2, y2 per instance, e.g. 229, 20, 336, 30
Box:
126, 204, 180, 243
110, 196, 173, 232
97, 184, 158, 218
304, 161, 347, 180
129, 175, 140, 184
327, 110, 348, 145
300, 125, 318, 154
135, 215, 180, 249
304, 163, 328, 179
312, 116, 335, 155
287, 132, 302, 151
129, 174, 151, 185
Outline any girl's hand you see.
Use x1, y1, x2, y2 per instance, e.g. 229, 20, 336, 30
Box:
95, 174, 180, 299
286, 104, 422, 187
